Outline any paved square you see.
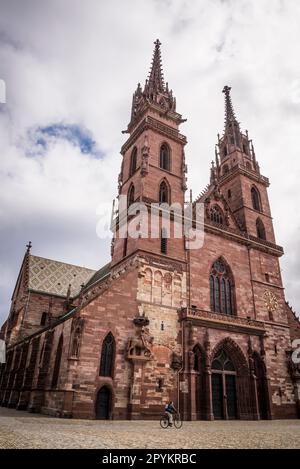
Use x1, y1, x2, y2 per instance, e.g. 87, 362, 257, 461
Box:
0, 407, 299, 449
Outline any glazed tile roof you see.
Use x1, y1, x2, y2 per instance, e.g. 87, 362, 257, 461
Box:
28, 255, 96, 297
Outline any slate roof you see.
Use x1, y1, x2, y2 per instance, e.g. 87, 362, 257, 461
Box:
83, 262, 111, 290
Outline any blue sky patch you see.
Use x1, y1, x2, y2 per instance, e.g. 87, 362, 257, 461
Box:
27, 123, 103, 158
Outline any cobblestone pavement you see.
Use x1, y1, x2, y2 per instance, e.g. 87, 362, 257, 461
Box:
0, 407, 300, 449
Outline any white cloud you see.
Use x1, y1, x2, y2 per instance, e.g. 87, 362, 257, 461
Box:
0, 0, 300, 323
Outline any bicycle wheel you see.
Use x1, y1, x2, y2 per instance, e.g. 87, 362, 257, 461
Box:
160, 415, 169, 429
174, 414, 183, 429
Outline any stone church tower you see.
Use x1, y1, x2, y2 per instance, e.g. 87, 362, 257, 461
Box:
0, 40, 299, 420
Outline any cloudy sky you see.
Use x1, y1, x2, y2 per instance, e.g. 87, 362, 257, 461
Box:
0, 0, 299, 324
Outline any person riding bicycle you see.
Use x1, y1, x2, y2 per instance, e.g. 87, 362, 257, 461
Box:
165, 401, 177, 427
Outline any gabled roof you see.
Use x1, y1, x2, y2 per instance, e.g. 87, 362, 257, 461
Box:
195, 182, 242, 232
28, 255, 96, 297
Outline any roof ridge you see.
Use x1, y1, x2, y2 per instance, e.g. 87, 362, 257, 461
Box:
29, 254, 96, 272
286, 301, 299, 322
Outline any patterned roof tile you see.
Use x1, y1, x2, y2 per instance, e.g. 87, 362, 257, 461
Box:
28, 255, 96, 297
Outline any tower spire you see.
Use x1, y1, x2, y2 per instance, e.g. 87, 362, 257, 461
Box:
146, 39, 165, 94
221, 85, 242, 149
127, 39, 183, 132
222, 85, 239, 131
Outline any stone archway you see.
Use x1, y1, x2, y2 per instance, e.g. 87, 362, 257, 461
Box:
211, 338, 251, 420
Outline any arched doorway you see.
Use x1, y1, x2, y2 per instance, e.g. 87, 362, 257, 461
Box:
211, 349, 237, 419
95, 386, 111, 419
253, 353, 268, 419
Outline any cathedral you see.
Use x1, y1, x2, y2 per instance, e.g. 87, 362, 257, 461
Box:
0, 40, 300, 421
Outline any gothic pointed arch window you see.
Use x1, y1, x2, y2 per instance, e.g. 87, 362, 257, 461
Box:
100, 332, 115, 377
159, 180, 169, 204
210, 205, 224, 225
210, 259, 235, 315
128, 184, 135, 208
160, 143, 170, 171
51, 334, 63, 388
251, 186, 261, 211
212, 349, 235, 372
256, 218, 266, 240
129, 147, 137, 177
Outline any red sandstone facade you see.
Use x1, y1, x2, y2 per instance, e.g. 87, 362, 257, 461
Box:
0, 40, 299, 420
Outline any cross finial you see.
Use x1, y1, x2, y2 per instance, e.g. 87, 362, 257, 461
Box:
26, 241, 32, 253
222, 85, 231, 95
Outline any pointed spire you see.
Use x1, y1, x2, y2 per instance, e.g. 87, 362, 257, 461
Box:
147, 39, 165, 94
127, 39, 181, 130
222, 85, 239, 129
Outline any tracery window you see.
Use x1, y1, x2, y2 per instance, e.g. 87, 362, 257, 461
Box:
210, 259, 234, 315
210, 205, 224, 225
212, 349, 235, 371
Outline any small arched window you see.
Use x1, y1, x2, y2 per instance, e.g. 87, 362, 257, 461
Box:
40, 312, 47, 326
51, 334, 63, 388
159, 181, 169, 204
161, 228, 168, 254
210, 259, 235, 315
256, 218, 266, 240
210, 205, 224, 225
129, 147, 137, 177
251, 186, 261, 211
246, 162, 252, 171
223, 147, 228, 158
128, 184, 135, 207
160, 144, 170, 171
100, 332, 115, 377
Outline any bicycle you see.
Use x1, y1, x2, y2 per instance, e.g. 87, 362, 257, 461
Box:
160, 412, 183, 429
